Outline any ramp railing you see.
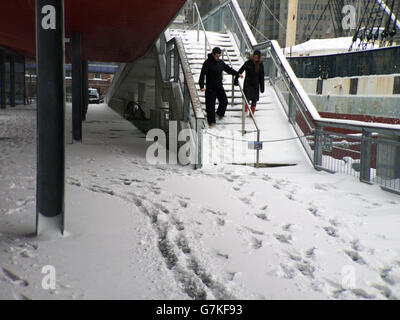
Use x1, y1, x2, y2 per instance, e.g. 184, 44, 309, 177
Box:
193, 0, 400, 194
156, 31, 205, 169
192, 2, 262, 166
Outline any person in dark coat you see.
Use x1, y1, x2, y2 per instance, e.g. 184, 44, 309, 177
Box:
236, 50, 265, 117
199, 47, 243, 127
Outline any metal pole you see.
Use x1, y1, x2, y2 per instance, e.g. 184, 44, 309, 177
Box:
23, 57, 27, 105
72, 33, 83, 141
192, 2, 195, 27
29, 71, 32, 104
174, 46, 179, 82
35, 0, 66, 235
10, 55, 16, 107
360, 129, 372, 183
81, 60, 88, 121
256, 130, 260, 168
313, 123, 323, 167
0, 51, 6, 109
205, 33, 207, 59
231, 75, 234, 107
197, 14, 200, 42
242, 100, 245, 136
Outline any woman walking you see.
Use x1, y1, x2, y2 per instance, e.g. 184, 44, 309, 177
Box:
236, 50, 265, 117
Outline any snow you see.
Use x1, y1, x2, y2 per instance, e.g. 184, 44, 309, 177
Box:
283, 37, 377, 57
172, 30, 307, 166
1, 103, 400, 300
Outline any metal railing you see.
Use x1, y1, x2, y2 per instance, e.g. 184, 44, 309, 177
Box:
157, 31, 205, 169
191, 0, 400, 194
192, 2, 262, 167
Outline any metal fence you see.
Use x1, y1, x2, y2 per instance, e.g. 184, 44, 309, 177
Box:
194, 0, 400, 194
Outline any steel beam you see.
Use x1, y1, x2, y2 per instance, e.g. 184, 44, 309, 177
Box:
0, 51, 6, 109
35, 0, 66, 235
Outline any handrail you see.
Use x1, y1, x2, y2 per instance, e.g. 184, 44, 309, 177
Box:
169, 36, 205, 121
223, 48, 261, 167
183, 0, 400, 192
158, 31, 205, 168
265, 40, 400, 135
226, 2, 255, 53
222, 49, 259, 132
192, 0, 262, 166
193, 3, 213, 58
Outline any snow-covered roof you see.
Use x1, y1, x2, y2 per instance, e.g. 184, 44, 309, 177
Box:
283, 37, 375, 57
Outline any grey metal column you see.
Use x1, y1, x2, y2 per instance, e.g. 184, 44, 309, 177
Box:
313, 123, 323, 168
10, 56, 16, 107
35, 0, 66, 235
0, 51, 6, 109
72, 33, 83, 141
360, 130, 372, 184
24, 57, 27, 105
81, 60, 88, 121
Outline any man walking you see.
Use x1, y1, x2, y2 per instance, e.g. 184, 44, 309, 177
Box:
199, 47, 242, 128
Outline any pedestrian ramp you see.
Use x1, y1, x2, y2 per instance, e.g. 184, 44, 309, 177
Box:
170, 29, 306, 167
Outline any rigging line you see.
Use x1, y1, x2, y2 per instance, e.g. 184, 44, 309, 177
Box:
261, 0, 287, 32
246, 20, 271, 41
328, 2, 339, 37
366, 0, 384, 48
361, 0, 378, 49
309, 4, 329, 39
303, 0, 319, 40
355, 0, 374, 49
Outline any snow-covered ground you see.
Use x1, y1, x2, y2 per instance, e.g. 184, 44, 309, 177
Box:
1, 103, 400, 300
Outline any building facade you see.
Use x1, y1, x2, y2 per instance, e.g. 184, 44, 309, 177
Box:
238, 0, 364, 47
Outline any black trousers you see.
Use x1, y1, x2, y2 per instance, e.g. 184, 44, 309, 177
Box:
205, 86, 228, 125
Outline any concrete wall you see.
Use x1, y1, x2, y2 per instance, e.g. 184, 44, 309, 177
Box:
309, 94, 400, 120
298, 74, 400, 96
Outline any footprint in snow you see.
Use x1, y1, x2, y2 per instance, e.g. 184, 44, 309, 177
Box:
307, 204, 321, 217
282, 224, 294, 232
255, 212, 270, 221
274, 233, 292, 244
323, 225, 338, 237
251, 237, 263, 249
372, 284, 396, 299
216, 218, 225, 226
13, 293, 31, 300
245, 227, 265, 236
178, 200, 188, 208
216, 252, 229, 260
1, 268, 29, 287
344, 250, 367, 265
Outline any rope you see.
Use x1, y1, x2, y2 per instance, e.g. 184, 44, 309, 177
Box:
204, 129, 313, 143
260, 0, 312, 52
304, 0, 319, 40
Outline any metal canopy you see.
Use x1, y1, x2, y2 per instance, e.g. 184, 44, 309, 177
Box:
0, 0, 186, 62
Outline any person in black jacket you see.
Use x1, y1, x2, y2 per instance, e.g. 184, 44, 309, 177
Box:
199, 47, 242, 127
236, 50, 265, 117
